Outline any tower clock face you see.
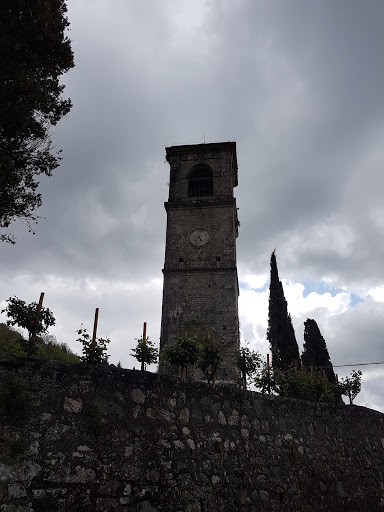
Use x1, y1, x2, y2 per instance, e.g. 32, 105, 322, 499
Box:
189, 228, 210, 247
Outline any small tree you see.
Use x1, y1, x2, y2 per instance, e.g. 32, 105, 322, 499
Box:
162, 333, 199, 379
1, 296, 55, 357
131, 337, 158, 372
254, 362, 279, 395
197, 335, 222, 385
338, 370, 362, 405
77, 325, 110, 365
233, 345, 262, 390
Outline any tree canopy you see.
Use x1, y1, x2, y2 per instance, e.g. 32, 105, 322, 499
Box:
162, 333, 200, 379
197, 335, 222, 385
233, 345, 262, 390
0, 0, 74, 243
302, 318, 336, 384
267, 250, 300, 371
131, 337, 159, 372
1, 296, 56, 357
338, 370, 362, 405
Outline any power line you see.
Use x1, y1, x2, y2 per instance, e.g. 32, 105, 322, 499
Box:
254, 360, 384, 371
321, 361, 384, 369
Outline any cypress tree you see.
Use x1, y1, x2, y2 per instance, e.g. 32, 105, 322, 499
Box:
302, 319, 336, 384
267, 251, 300, 370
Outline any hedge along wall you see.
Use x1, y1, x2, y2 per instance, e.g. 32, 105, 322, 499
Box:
0, 358, 383, 512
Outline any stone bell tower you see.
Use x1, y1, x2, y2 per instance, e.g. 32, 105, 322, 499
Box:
159, 142, 240, 383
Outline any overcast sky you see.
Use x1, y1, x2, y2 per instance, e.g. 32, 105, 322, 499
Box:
1, 0, 384, 411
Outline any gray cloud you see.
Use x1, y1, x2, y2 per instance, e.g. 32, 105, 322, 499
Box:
2, 0, 384, 411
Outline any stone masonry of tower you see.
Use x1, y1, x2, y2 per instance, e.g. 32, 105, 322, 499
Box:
159, 142, 239, 383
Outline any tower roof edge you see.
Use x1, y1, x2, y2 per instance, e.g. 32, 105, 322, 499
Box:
165, 141, 238, 186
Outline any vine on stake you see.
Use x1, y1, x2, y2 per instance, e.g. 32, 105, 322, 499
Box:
77, 325, 110, 365
77, 309, 110, 365
131, 322, 158, 371
1, 294, 55, 357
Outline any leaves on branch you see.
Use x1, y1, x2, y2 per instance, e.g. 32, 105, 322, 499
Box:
131, 337, 158, 371
0, 0, 74, 242
76, 325, 110, 365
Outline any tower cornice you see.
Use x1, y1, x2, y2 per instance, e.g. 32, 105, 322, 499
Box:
164, 198, 236, 211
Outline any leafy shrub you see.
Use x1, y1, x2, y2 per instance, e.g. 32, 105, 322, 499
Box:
197, 335, 222, 385
233, 345, 262, 390
162, 333, 200, 379
131, 337, 158, 371
77, 325, 110, 365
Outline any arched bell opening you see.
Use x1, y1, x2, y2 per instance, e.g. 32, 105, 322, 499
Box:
188, 164, 213, 197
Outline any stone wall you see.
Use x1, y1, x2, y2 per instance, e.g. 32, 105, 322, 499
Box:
0, 358, 383, 512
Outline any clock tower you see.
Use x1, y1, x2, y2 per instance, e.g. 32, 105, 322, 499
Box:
159, 142, 240, 383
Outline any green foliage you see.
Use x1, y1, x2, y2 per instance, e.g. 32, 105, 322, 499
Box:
0, 372, 30, 421
254, 363, 337, 403
77, 326, 110, 365
233, 345, 262, 390
267, 251, 300, 371
162, 326, 224, 384
274, 366, 336, 403
0, 323, 80, 362
131, 337, 158, 371
197, 335, 222, 385
37, 334, 80, 363
2, 296, 55, 334
254, 364, 279, 394
338, 370, 362, 405
162, 332, 200, 379
0, 0, 74, 243
1, 296, 55, 357
302, 319, 336, 384
0, 323, 25, 357
17, 336, 38, 358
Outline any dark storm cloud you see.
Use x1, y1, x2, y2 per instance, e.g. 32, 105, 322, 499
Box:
228, 1, 384, 287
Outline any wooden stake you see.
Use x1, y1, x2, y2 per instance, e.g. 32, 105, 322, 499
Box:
141, 322, 147, 372
92, 308, 99, 346
30, 292, 45, 346
267, 353, 270, 371
36, 292, 45, 319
